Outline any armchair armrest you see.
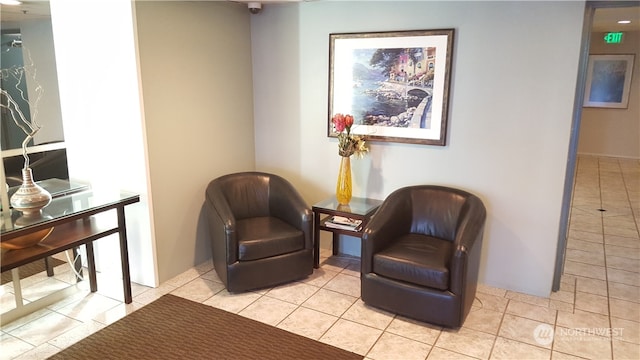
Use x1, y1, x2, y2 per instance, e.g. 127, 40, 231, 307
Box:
449, 196, 486, 295
205, 183, 238, 263
269, 176, 313, 248
361, 194, 413, 272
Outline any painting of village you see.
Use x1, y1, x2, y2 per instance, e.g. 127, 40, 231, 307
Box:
329, 29, 454, 145
351, 47, 436, 130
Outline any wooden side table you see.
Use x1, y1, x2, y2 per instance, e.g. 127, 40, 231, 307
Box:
312, 196, 383, 268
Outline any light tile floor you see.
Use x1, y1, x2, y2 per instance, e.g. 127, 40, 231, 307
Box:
1, 155, 638, 360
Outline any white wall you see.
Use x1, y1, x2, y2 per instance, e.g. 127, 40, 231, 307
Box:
50, 0, 256, 286
252, 1, 585, 297
252, 4, 303, 183
135, 1, 255, 282
578, 30, 640, 159
50, 0, 156, 286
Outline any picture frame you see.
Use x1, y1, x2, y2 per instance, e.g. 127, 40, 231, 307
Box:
583, 54, 635, 109
328, 29, 455, 146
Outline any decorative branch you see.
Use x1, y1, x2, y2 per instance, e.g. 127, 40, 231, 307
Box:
0, 46, 44, 170
0, 89, 41, 169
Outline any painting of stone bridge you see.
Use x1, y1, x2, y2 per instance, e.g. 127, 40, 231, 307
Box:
329, 29, 455, 146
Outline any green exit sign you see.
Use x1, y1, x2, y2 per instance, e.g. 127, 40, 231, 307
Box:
604, 32, 623, 44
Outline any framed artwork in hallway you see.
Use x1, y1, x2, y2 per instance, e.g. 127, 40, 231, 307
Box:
583, 54, 635, 109
328, 29, 455, 146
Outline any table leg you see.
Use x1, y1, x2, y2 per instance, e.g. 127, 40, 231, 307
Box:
85, 242, 98, 292
332, 233, 339, 256
11, 268, 24, 308
117, 206, 133, 304
313, 211, 320, 268
44, 257, 54, 277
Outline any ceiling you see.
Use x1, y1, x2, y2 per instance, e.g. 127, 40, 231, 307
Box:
592, 6, 640, 31
0, 0, 303, 27
1, 2, 639, 32
0, 1, 50, 30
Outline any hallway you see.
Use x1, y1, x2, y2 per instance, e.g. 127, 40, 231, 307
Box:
558, 154, 640, 358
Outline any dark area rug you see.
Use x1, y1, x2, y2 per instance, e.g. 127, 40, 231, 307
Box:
1, 257, 65, 285
48, 294, 363, 360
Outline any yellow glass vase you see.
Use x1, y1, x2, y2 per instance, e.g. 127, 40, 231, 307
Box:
336, 156, 352, 205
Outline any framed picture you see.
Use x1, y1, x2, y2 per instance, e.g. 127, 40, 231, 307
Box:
583, 54, 635, 109
328, 29, 455, 146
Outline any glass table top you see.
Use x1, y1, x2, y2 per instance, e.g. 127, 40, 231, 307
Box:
312, 196, 383, 216
1, 189, 139, 236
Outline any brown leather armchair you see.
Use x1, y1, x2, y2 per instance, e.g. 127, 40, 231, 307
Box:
361, 185, 486, 328
205, 172, 313, 293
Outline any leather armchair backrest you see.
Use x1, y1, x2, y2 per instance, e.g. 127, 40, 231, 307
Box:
409, 186, 469, 242
214, 173, 271, 220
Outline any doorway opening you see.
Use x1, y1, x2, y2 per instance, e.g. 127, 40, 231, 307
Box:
553, 1, 640, 291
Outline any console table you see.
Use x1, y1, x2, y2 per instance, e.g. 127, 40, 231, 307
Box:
312, 196, 383, 268
1, 189, 139, 324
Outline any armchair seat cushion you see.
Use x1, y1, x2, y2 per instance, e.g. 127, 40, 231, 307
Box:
237, 216, 305, 261
373, 234, 453, 290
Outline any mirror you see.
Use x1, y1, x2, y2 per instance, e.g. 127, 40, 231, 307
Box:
1, 30, 30, 150
1, 1, 67, 186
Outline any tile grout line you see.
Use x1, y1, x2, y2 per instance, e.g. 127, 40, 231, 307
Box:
619, 157, 640, 242
550, 298, 560, 358
602, 157, 614, 360
486, 298, 509, 360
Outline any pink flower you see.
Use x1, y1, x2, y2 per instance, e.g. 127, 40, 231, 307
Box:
332, 113, 346, 133
344, 115, 354, 132
331, 113, 368, 158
